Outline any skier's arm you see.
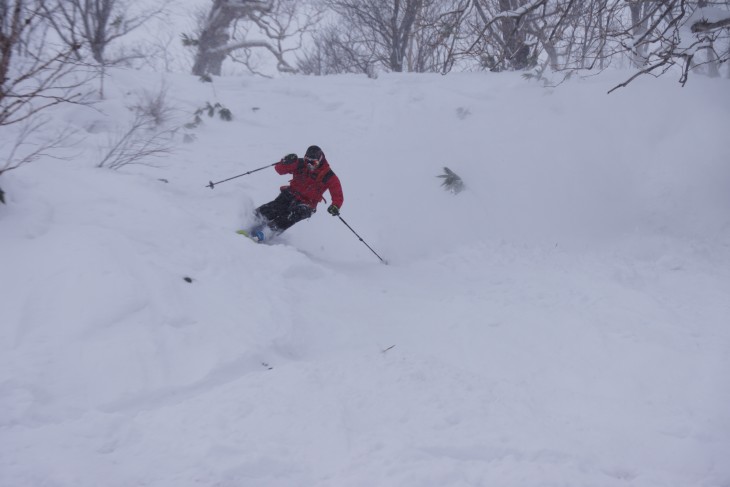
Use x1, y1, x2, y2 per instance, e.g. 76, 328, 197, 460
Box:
274, 154, 302, 175
327, 174, 344, 209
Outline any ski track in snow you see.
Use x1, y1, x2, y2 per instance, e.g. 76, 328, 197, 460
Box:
1, 69, 730, 487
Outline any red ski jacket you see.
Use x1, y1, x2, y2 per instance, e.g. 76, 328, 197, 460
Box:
275, 155, 344, 210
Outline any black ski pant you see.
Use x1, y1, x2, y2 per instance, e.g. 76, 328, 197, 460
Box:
255, 189, 314, 232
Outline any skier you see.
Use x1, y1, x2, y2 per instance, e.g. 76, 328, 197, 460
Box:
244, 145, 343, 242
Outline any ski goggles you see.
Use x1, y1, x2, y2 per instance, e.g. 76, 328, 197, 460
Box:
304, 156, 321, 168
303, 155, 321, 164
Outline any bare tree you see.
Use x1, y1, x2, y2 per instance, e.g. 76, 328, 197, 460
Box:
298, 23, 378, 75
191, 0, 271, 76
463, 0, 548, 71
624, 0, 655, 67
227, 0, 321, 76
41, 0, 168, 66
1, 0, 89, 176
39, 0, 168, 99
406, 0, 472, 73
522, 1, 592, 71
303, 0, 470, 75
591, 0, 730, 92
322, 0, 426, 73
501, 0, 730, 91
190, 0, 318, 77
689, 0, 730, 77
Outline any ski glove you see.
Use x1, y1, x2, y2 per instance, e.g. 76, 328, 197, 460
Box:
327, 204, 340, 216
281, 153, 298, 164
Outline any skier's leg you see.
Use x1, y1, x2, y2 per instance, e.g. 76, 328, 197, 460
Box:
251, 191, 295, 241
273, 202, 314, 233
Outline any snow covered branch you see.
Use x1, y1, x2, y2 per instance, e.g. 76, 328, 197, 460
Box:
691, 16, 730, 33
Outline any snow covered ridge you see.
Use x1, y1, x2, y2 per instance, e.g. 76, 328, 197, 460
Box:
1, 69, 729, 487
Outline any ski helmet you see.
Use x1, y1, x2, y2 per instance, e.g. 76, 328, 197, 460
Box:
304, 145, 323, 162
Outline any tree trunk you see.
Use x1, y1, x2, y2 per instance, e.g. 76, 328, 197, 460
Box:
628, 1, 649, 67
387, 0, 422, 72
192, 3, 236, 76
498, 0, 530, 70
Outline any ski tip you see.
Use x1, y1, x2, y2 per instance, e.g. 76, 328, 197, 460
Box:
237, 229, 266, 243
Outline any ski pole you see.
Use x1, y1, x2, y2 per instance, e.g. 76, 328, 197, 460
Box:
337, 215, 388, 265
206, 163, 276, 189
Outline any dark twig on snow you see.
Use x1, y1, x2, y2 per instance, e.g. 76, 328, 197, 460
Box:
382, 345, 396, 354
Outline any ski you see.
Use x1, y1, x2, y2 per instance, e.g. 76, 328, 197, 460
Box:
236, 229, 267, 243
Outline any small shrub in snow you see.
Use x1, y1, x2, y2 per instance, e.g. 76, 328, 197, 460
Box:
130, 86, 175, 128
456, 107, 471, 120
97, 111, 175, 170
437, 167, 465, 195
1, 120, 78, 176
96, 86, 181, 169
184, 102, 234, 129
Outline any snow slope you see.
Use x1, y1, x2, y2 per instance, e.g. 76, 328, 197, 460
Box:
1, 69, 729, 487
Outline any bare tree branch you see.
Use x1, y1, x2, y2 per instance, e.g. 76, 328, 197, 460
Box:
1, 119, 78, 174
692, 16, 730, 33
1, 0, 91, 176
